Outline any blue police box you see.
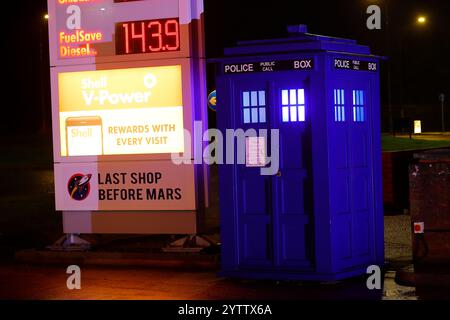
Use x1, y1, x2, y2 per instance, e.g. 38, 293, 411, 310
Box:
215, 25, 384, 281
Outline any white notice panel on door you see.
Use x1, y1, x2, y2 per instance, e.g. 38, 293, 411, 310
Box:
246, 137, 267, 167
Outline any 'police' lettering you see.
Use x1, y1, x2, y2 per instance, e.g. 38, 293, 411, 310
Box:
335, 59, 351, 69
224, 64, 254, 74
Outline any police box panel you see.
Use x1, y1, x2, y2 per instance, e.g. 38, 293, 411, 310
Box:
216, 60, 329, 274
327, 55, 383, 272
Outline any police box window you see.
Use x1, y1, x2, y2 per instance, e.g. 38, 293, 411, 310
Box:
281, 89, 305, 123
334, 89, 345, 122
353, 90, 366, 122
242, 91, 266, 124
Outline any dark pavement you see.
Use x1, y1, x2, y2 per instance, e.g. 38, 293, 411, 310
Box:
0, 263, 383, 300
0, 136, 449, 300
0, 215, 426, 300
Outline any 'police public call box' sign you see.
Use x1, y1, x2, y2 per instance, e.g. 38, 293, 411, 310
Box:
223, 59, 314, 74
48, 0, 208, 234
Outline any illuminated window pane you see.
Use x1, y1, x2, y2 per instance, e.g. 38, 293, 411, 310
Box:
298, 89, 305, 105
281, 88, 307, 123
243, 91, 250, 107
259, 91, 266, 106
243, 90, 267, 124
251, 91, 258, 107
353, 90, 364, 106
282, 90, 289, 105
243, 109, 250, 124
282, 107, 289, 122
333, 89, 346, 123
251, 108, 258, 123
290, 89, 297, 105
352, 90, 366, 122
290, 106, 297, 122
298, 106, 305, 122
259, 108, 266, 123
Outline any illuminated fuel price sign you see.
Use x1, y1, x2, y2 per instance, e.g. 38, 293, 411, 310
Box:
115, 18, 180, 55
48, 0, 205, 66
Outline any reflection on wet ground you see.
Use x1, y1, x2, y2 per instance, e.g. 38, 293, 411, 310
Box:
0, 164, 449, 299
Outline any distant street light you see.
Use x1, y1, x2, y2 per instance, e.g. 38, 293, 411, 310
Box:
417, 16, 427, 24
44, 14, 49, 20
397, 14, 429, 129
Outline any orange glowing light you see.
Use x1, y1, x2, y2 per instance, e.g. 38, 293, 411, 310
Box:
60, 44, 97, 58
58, 0, 98, 5
417, 16, 427, 24
59, 30, 104, 44
58, 29, 104, 58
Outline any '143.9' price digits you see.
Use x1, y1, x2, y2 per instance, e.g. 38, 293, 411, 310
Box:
115, 18, 180, 55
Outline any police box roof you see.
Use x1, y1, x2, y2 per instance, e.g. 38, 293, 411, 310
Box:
220, 25, 374, 58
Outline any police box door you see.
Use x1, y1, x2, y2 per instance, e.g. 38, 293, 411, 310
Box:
233, 75, 314, 270
329, 76, 377, 269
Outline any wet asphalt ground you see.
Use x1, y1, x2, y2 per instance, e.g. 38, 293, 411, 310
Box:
0, 135, 449, 300
0, 166, 429, 300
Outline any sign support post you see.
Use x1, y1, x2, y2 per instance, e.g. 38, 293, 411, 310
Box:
440, 93, 446, 133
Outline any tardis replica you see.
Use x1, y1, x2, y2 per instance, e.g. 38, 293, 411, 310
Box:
215, 26, 384, 281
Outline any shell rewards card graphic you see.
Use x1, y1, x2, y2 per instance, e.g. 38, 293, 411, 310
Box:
58, 65, 185, 156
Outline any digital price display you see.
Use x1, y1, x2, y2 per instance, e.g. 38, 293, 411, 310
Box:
115, 18, 180, 55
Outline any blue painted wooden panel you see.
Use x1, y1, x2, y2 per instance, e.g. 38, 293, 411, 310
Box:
272, 79, 314, 269
328, 70, 377, 271
228, 76, 315, 270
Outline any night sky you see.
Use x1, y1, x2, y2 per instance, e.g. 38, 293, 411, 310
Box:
2, 0, 449, 134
